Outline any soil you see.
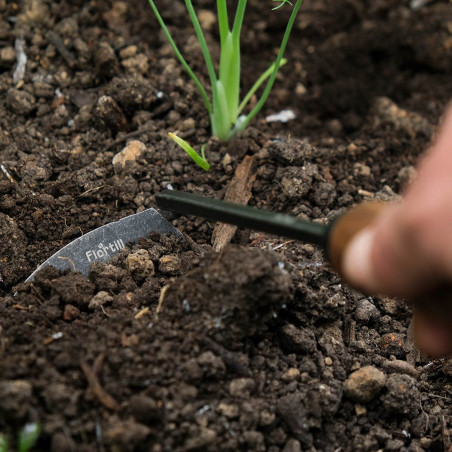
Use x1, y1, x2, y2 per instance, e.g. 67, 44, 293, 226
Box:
1, 0, 452, 450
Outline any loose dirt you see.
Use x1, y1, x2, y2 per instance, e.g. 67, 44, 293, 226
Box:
1, 0, 452, 450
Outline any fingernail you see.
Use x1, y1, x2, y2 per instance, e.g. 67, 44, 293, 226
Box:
342, 227, 379, 293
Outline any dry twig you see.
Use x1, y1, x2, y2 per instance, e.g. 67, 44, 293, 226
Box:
212, 155, 256, 251
80, 354, 120, 411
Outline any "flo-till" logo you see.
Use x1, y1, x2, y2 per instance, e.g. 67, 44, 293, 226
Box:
85, 239, 125, 262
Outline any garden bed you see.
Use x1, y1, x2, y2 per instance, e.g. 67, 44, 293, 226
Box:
1, 0, 452, 450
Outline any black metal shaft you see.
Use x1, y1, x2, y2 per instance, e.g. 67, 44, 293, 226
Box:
156, 190, 329, 248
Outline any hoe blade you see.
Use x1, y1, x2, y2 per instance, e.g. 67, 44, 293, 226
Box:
26, 208, 183, 282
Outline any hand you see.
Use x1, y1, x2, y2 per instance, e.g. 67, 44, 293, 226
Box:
342, 105, 452, 358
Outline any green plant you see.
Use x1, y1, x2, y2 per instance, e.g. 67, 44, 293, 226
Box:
0, 423, 41, 452
168, 132, 210, 170
148, 0, 303, 168
0, 433, 7, 452
18, 423, 41, 452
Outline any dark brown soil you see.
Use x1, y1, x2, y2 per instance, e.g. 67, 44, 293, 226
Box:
1, 0, 452, 450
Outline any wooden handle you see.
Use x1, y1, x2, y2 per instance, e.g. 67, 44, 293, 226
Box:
328, 202, 387, 277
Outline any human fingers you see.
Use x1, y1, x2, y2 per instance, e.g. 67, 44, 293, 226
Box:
412, 310, 452, 358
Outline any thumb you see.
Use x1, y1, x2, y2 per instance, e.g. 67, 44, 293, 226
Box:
341, 205, 435, 297
342, 216, 452, 358
341, 226, 384, 295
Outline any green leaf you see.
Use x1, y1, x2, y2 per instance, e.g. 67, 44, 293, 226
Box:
18, 423, 41, 452
272, 0, 293, 10
237, 0, 303, 133
238, 58, 287, 115
0, 434, 8, 452
147, 0, 211, 114
168, 133, 210, 171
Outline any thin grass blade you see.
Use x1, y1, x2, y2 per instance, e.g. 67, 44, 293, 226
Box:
147, 0, 211, 113
168, 133, 210, 171
238, 58, 287, 115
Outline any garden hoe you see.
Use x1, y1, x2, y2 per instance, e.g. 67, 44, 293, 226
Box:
155, 189, 384, 281
25, 207, 184, 282
26, 189, 383, 287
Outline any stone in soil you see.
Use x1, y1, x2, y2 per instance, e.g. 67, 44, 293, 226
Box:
343, 366, 386, 403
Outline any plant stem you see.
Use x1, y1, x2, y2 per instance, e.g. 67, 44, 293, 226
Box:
238, 58, 287, 115
215, 0, 248, 140
146, 0, 211, 114
237, 0, 303, 132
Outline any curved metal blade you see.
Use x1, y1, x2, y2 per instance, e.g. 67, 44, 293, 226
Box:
26, 208, 184, 282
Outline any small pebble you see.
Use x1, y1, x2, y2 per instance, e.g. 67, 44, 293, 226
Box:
229, 378, 255, 397
259, 410, 276, 426
353, 162, 371, 177
354, 299, 380, 322
95, 42, 119, 77
380, 333, 405, 356
89, 291, 114, 310
113, 140, 145, 168
354, 403, 367, 416
63, 304, 80, 321
96, 95, 128, 133
104, 420, 151, 449
222, 153, 232, 167
198, 9, 216, 30
7, 88, 36, 115
397, 165, 417, 190
18, 0, 49, 23
0, 46, 16, 65
295, 83, 307, 96
283, 439, 302, 452
386, 439, 405, 451
281, 324, 317, 354
178, 117, 196, 132
159, 254, 181, 275
281, 368, 300, 381
217, 402, 239, 419
343, 366, 386, 403
126, 249, 155, 280
129, 395, 162, 423
379, 297, 401, 315
119, 45, 138, 59
121, 54, 149, 74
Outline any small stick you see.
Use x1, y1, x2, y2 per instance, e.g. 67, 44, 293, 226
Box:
0, 164, 15, 183
77, 185, 104, 198
134, 307, 150, 319
56, 256, 77, 272
13, 38, 27, 84
47, 31, 77, 68
155, 284, 170, 319
80, 355, 120, 411
212, 155, 256, 251
272, 240, 295, 250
